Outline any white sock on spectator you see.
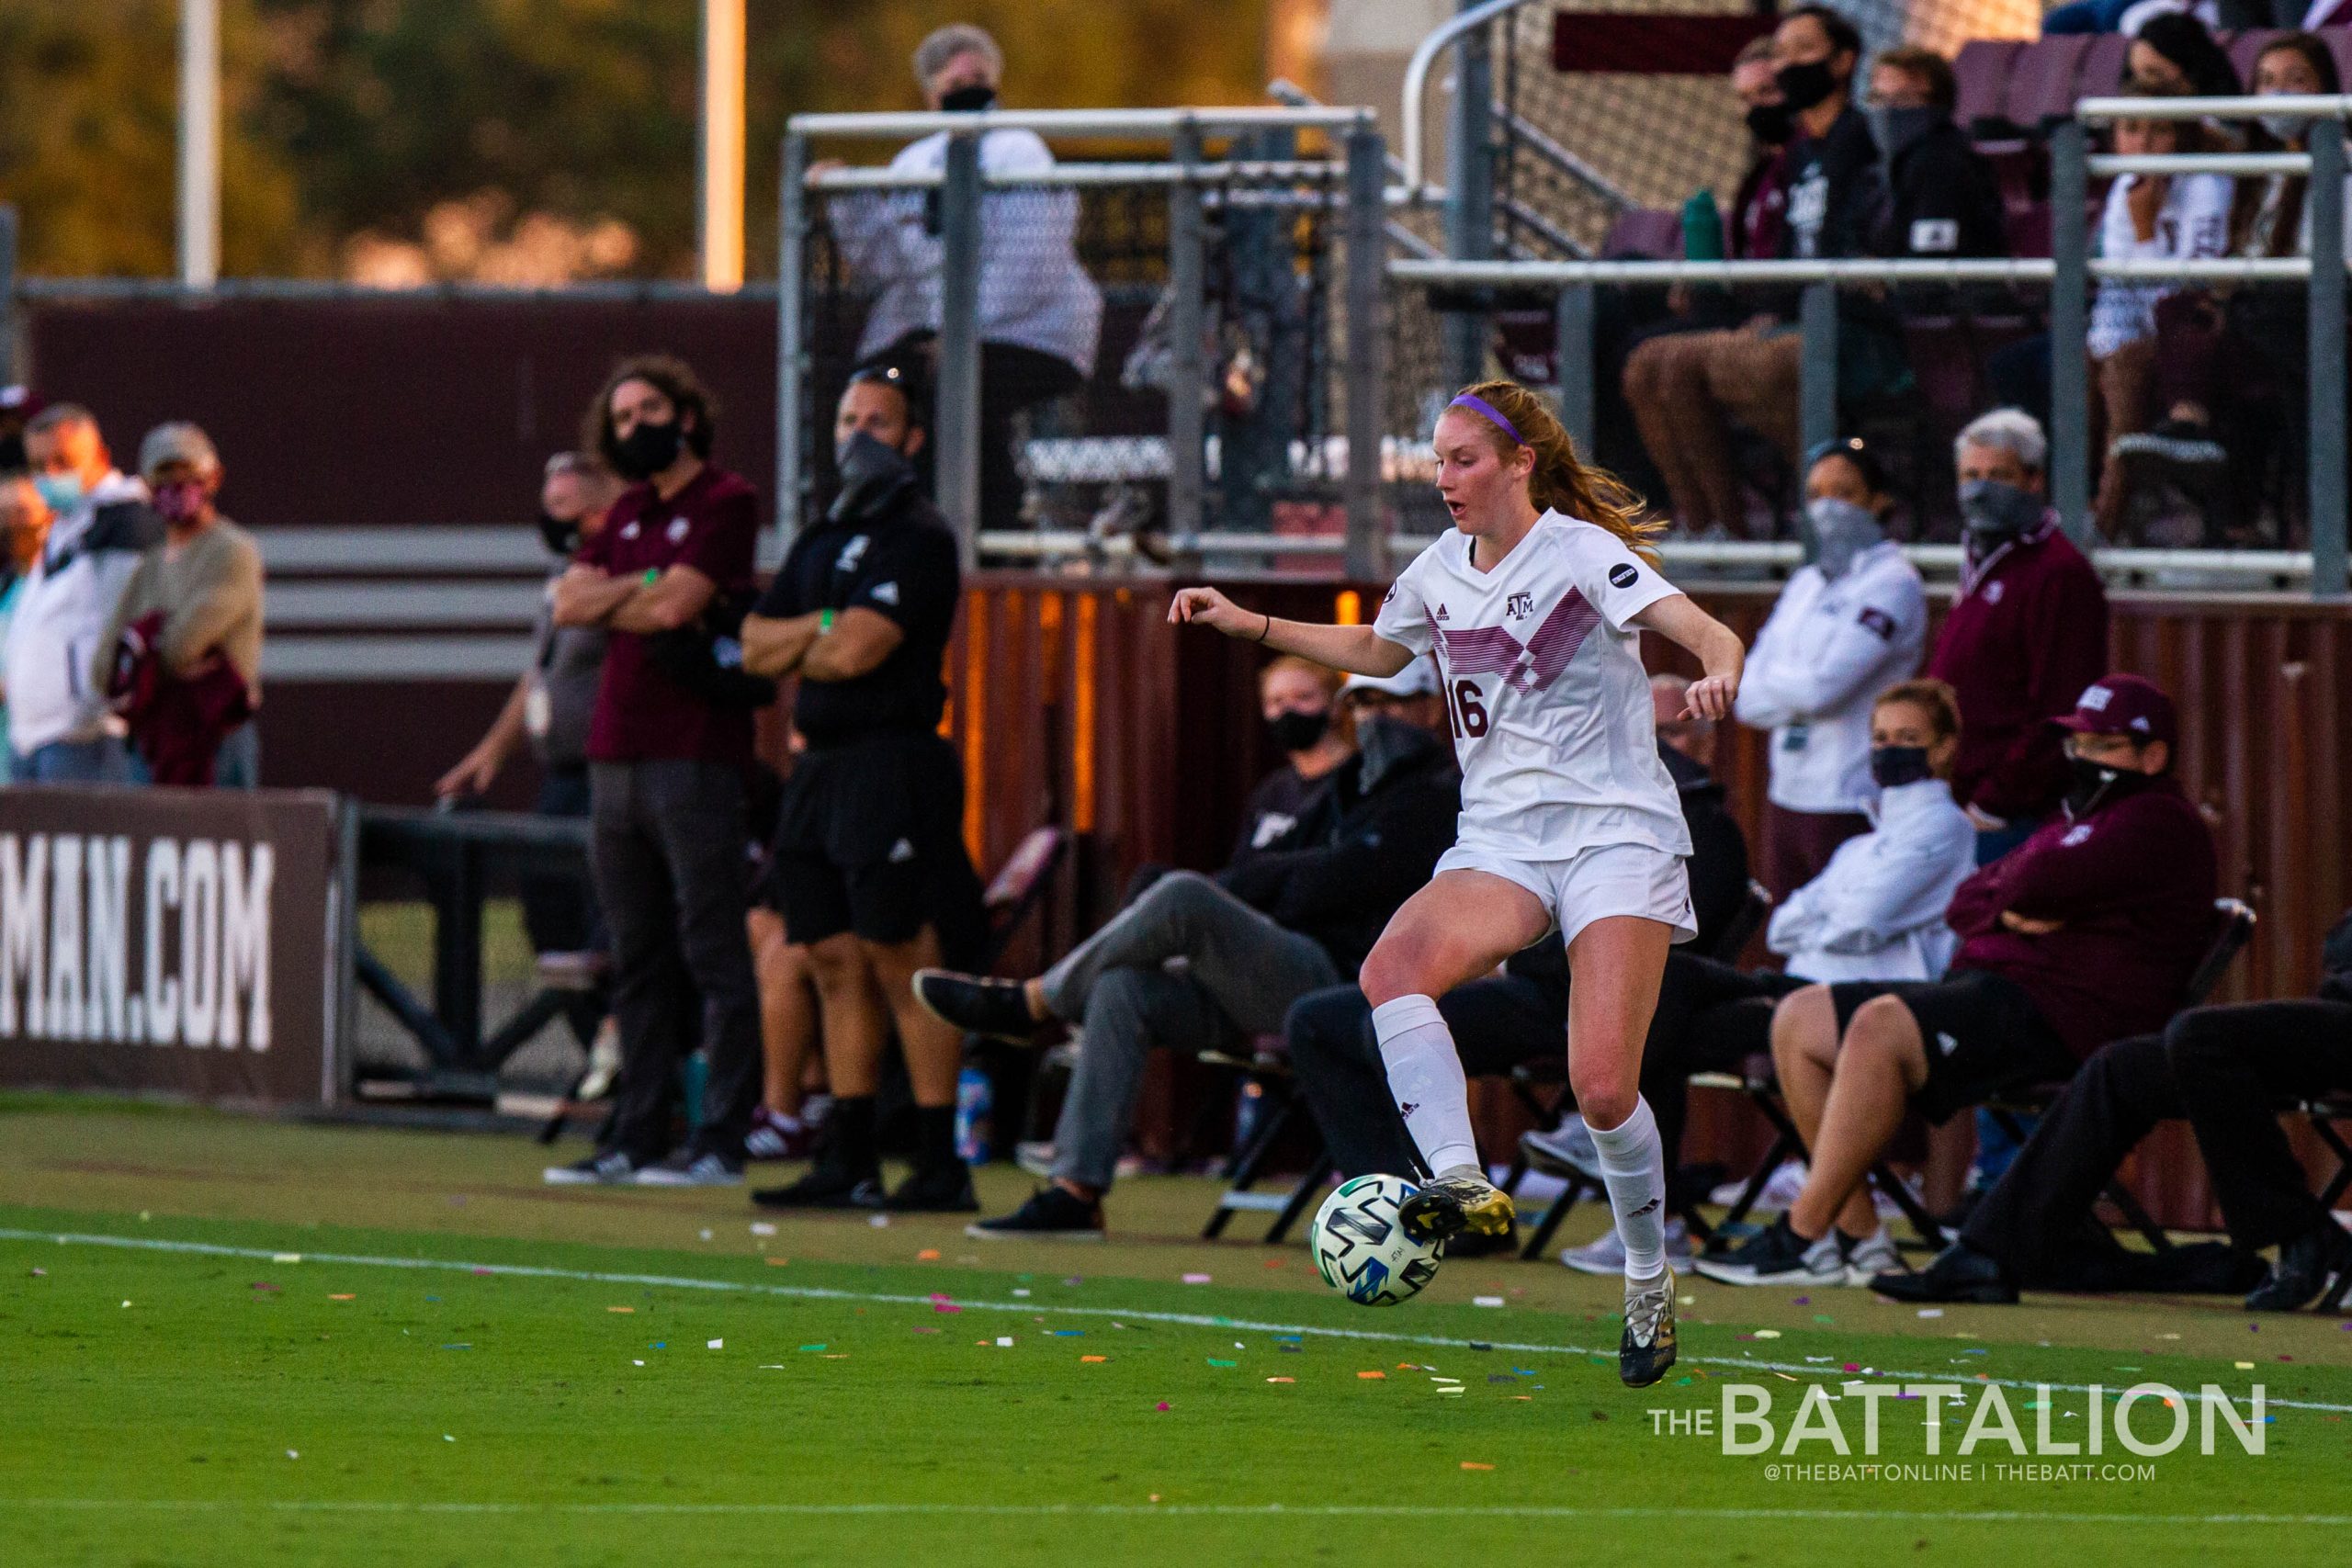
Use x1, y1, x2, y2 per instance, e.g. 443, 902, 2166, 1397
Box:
1371, 994, 1478, 1177
1587, 1096, 1668, 1282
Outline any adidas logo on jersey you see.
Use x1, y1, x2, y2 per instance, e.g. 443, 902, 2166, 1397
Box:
888, 839, 917, 864
1434, 604, 1449, 621
1936, 1032, 1960, 1057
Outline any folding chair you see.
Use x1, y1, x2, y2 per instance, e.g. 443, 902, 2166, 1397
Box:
1198, 1034, 1334, 1244
2304, 1093, 2352, 1212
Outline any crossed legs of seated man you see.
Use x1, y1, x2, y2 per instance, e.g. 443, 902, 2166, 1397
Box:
918, 871, 1342, 1238
1694, 974, 2075, 1288
1880, 1000, 2352, 1312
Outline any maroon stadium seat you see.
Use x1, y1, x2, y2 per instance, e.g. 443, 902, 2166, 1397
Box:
2004, 34, 2094, 129
1954, 39, 2024, 127
2079, 32, 2132, 99
1599, 207, 1684, 261
2325, 26, 2352, 90
2229, 28, 2291, 88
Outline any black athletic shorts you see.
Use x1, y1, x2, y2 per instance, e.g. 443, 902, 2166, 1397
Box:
764, 730, 986, 956
1825, 969, 2078, 1125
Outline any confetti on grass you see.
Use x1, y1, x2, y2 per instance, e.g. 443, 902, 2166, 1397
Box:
1358, 1371, 1386, 1381
1182, 1273, 1212, 1284
1460, 1462, 1494, 1471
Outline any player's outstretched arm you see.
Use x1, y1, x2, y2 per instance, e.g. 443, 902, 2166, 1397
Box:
1168, 586, 1415, 678
1632, 592, 1745, 720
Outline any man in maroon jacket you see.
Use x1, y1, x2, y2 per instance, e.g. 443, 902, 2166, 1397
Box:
1697, 673, 2218, 1286
1925, 410, 2110, 864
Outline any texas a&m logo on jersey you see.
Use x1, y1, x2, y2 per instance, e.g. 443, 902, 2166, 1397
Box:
1507, 591, 1534, 620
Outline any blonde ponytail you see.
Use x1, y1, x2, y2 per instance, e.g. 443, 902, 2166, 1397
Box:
1453, 378, 1666, 567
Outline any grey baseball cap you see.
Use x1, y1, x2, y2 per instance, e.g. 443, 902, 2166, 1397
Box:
138, 421, 221, 479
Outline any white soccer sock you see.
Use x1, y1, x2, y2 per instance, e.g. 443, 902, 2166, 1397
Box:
1587, 1095, 1668, 1283
1371, 994, 1479, 1178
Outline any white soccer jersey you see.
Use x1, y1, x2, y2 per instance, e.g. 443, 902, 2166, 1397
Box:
1374, 512, 1694, 863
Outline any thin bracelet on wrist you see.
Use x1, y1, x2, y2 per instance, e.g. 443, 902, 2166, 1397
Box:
1258, 612, 1273, 643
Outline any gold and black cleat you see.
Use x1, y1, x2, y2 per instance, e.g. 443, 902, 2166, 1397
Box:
1397, 1171, 1516, 1246
1619, 1274, 1678, 1389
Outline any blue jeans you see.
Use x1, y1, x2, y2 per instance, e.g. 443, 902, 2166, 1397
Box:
1973, 817, 2043, 868
2040, 0, 2135, 33
17, 736, 136, 784
213, 723, 260, 788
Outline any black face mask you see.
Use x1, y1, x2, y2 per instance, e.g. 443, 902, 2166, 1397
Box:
829, 429, 920, 524
1775, 58, 1840, 113
1745, 101, 1794, 147
1266, 707, 1331, 754
537, 511, 582, 557
613, 418, 685, 481
1872, 104, 1941, 161
1870, 745, 1935, 790
940, 84, 997, 113
2064, 754, 2154, 818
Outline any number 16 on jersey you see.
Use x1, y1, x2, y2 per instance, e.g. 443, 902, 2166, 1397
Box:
1444, 677, 1489, 739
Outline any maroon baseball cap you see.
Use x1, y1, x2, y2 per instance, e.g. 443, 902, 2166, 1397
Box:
2054, 672, 2177, 747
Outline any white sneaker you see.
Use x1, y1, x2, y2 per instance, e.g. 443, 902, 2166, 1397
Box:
544, 1149, 637, 1186
1015, 1140, 1057, 1179
1560, 1217, 1694, 1276
576, 1018, 623, 1102
1520, 1115, 1602, 1183
1709, 1157, 1809, 1213
1842, 1224, 1903, 1286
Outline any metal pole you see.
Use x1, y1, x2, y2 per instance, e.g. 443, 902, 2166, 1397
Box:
178, 0, 220, 288
776, 133, 808, 542
1344, 123, 1388, 581
1442, 0, 1494, 389
2049, 118, 2093, 544
2307, 116, 2346, 599
0, 206, 17, 389
698, 0, 747, 291
935, 131, 984, 566
1167, 118, 1209, 537
1555, 282, 1595, 455
1796, 280, 1838, 560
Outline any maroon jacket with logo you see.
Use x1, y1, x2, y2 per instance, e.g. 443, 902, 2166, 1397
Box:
1944, 776, 2218, 1060
1924, 520, 2109, 822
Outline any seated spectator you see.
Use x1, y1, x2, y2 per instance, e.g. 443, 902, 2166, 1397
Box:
1734, 437, 1927, 896
96, 423, 265, 788
1697, 673, 2219, 1287
0, 473, 52, 782
1925, 411, 2109, 865
1864, 47, 2007, 270
1283, 671, 1754, 1263
437, 452, 626, 1078
915, 657, 1459, 1239
0, 384, 35, 471
2086, 83, 2232, 539
1882, 903, 2352, 1313
2126, 10, 2244, 100
4, 405, 160, 784
1532, 678, 1975, 1276
823, 23, 1102, 533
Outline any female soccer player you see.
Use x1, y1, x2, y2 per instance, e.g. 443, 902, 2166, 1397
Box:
1170, 380, 1743, 1387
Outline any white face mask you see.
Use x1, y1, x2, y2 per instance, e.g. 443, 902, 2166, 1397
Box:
1805, 496, 1883, 579
2259, 112, 2306, 145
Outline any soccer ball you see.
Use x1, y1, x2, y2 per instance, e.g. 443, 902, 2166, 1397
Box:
1310, 1174, 1444, 1306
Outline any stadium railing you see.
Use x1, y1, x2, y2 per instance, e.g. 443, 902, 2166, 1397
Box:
779, 107, 1393, 575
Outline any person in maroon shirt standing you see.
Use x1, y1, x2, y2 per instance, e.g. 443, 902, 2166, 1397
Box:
1925, 409, 2111, 865
540, 355, 765, 1189
1697, 673, 2219, 1287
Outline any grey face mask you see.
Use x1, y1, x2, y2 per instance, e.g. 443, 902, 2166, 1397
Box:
2260, 112, 2306, 145
1354, 714, 1424, 791
1806, 496, 1884, 579
1958, 478, 2043, 543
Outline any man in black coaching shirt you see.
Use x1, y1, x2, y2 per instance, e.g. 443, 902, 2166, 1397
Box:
740, 367, 987, 1213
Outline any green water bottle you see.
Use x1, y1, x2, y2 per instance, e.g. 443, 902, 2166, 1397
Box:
1682, 190, 1724, 262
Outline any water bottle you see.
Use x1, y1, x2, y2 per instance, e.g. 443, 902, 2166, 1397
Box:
955, 1066, 994, 1165
1681, 190, 1725, 262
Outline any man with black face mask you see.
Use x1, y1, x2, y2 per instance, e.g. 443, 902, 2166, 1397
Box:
1864, 47, 2007, 287
739, 367, 989, 1213
1925, 410, 2110, 865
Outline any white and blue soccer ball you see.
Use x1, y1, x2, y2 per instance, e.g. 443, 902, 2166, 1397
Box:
1310, 1174, 1445, 1306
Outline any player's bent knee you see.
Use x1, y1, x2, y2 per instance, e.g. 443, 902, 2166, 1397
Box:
1571, 1077, 1639, 1132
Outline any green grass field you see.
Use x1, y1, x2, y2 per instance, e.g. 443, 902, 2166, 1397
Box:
4, 1095, 2349, 1566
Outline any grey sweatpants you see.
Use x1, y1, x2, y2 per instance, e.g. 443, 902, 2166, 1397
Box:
1039, 871, 1340, 1191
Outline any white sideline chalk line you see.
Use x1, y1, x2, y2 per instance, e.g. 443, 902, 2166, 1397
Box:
7, 1227, 2348, 1415
1, 1499, 2349, 1525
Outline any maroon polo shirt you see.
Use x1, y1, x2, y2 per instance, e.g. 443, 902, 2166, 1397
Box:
1924, 521, 2109, 822
576, 463, 759, 767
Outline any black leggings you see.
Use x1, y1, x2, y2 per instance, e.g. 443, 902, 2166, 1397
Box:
2167, 998, 2352, 1250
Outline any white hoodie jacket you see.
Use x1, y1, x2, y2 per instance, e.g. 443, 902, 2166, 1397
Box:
2, 470, 158, 755
1767, 776, 1976, 983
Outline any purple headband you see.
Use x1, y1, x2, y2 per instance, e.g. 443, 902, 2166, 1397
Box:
1447, 392, 1523, 446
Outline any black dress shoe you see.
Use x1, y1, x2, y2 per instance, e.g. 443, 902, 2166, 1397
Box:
2245, 1221, 2352, 1313
1868, 1239, 2018, 1304
911, 969, 1046, 1043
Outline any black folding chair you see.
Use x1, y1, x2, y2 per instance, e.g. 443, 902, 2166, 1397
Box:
1198, 1035, 1334, 1243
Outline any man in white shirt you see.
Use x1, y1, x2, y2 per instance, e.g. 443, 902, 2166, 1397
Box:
824, 24, 1104, 534
2, 405, 160, 783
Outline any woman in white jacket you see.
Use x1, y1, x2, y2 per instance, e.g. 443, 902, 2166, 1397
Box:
1735, 438, 1926, 896
1535, 678, 1975, 1279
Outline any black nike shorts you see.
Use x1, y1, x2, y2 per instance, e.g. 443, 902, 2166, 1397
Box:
763, 730, 985, 958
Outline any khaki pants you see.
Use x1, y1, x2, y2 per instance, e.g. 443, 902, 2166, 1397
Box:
1622, 328, 1804, 534
2089, 336, 2157, 538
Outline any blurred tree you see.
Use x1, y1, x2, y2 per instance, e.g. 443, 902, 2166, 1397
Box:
0, 0, 1273, 279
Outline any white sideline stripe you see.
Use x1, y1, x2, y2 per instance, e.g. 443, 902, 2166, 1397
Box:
0, 1499, 2346, 1524
6, 1228, 2347, 1415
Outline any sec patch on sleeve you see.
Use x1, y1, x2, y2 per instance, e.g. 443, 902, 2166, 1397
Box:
1608, 563, 1638, 589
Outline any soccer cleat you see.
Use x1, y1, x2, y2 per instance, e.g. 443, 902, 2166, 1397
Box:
750, 1165, 884, 1211
910, 969, 1046, 1043
1691, 1214, 1848, 1287
967, 1185, 1105, 1241
1869, 1238, 2018, 1304
2244, 1220, 2352, 1313
1519, 1115, 1602, 1184
887, 1162, 981, 1213
1396, 1168, 1515, 1246
1560, 1217, 1694, 1277
1840, 1224, 1903, 1287
633, 1147, 745, 1188
1619, 1272, 1678, 1389
543, 1149, 638, 1186
743, 1107, 816, 1162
